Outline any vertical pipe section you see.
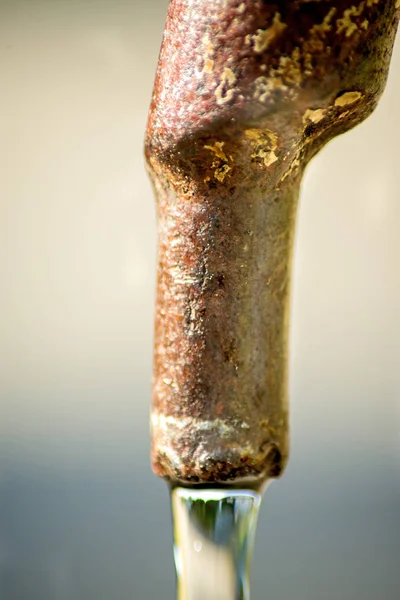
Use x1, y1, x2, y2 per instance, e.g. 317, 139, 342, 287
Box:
148, 142, 300, 483
146, 0, 399, 486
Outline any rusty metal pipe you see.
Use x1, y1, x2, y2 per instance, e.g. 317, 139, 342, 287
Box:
145, 0, 399, 488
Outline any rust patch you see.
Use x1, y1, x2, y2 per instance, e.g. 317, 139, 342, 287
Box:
145, 0, 399, 486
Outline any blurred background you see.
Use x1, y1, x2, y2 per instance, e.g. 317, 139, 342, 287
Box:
0, 1, 399, 598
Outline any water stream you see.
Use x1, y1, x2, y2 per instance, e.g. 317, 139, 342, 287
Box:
171, 488, 262, 600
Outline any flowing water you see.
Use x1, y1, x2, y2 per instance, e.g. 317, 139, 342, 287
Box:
171, 488, 262, 600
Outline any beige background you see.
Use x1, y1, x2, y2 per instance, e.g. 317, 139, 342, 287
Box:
0, 1, 399, 599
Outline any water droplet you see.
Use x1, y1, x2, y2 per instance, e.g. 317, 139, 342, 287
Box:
171, 488, 261, 600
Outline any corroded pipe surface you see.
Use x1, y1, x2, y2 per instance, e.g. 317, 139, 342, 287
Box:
145, 1, 399, 487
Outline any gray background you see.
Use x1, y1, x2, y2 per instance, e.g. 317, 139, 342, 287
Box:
0, 1, 399, 598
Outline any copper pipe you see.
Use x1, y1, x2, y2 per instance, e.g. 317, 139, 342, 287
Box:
145, 0, 399, 487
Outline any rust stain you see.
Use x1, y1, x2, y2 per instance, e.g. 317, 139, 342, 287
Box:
145, 0, 399, 486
